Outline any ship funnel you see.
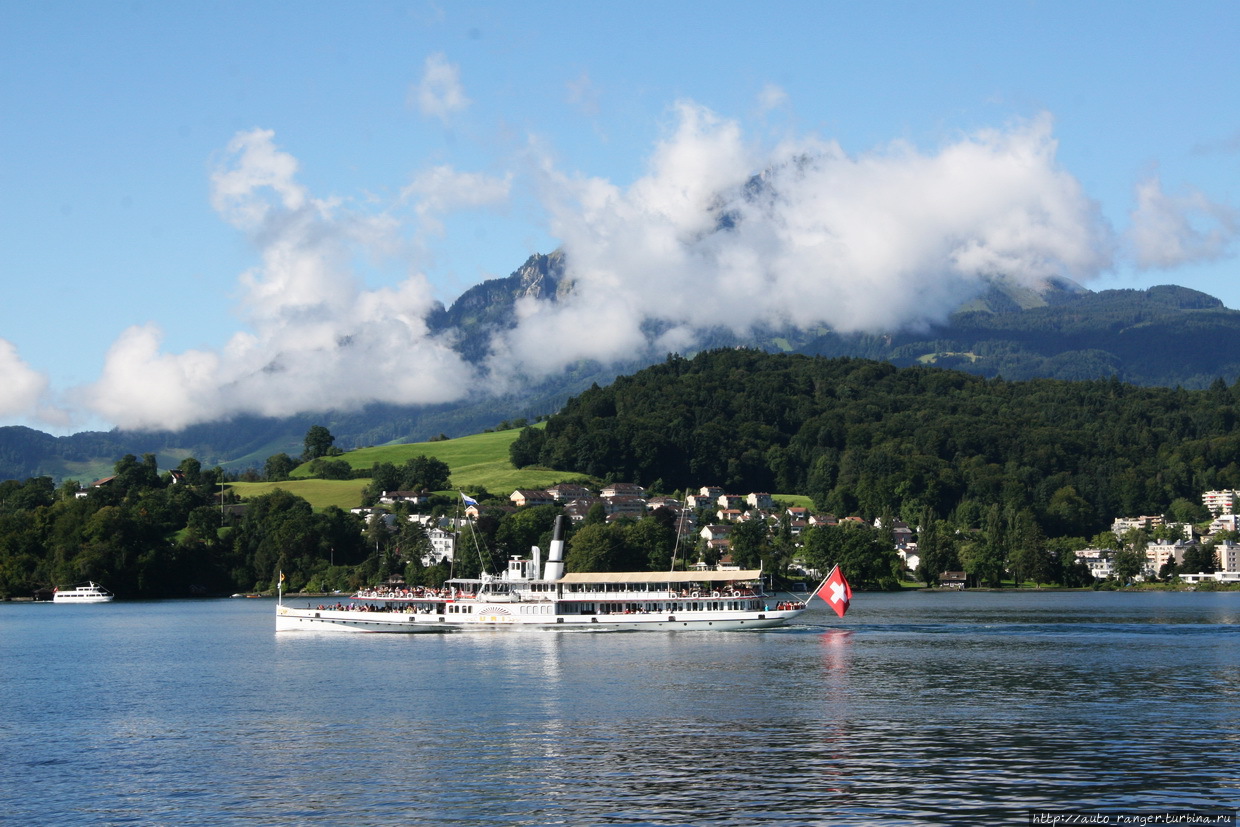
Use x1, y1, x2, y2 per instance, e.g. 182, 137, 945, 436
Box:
543, 515, 568, 581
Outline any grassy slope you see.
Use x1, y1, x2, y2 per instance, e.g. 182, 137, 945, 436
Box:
228, 426, 814, 511
230, 428, 586, 510
223, 479, 369, 511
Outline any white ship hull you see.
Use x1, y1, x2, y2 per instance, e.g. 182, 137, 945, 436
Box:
276, 602, 804, 633
52, 582, 114, 603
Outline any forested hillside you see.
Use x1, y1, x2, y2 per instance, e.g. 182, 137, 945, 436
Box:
803, 284, 1240, 386
6, 267, 1240, 485
514, 349, 1240, 537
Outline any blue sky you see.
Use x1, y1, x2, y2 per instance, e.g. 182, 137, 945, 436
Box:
2, 1, 1237, 434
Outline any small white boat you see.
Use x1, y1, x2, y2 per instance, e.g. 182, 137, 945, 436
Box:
277, 516, 810, 633
52, 581, 114, 603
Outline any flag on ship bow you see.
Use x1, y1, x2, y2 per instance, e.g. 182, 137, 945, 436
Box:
815, 565, 852, 618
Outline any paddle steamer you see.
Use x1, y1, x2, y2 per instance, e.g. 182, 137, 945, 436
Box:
276, 516, 807, 633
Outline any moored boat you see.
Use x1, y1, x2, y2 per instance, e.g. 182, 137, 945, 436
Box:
52, 581, 114, 603
276, 515, 810, 633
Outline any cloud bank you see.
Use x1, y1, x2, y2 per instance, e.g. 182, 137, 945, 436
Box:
0, 340, 48, 419
1129, 176, 1239, 269
490, 106, 1112, 381
17, 98, 1234, 432
411, 53, 470, 122
82, 129, 474, 431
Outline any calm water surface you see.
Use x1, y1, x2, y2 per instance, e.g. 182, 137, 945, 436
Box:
2, 590, 1238, 825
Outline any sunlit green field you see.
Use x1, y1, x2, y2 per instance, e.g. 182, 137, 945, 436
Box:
228, 426, 812, 511
232, 428, 585, 510
224, 478, 369, 511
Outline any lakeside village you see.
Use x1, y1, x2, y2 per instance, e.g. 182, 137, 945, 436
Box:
351, 483, 1240, 589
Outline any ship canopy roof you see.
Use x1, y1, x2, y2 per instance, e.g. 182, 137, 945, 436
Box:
556, 570, 762, 585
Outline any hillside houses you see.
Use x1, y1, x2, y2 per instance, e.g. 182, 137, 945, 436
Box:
1074, 535, 1240, 584
510, 489, 554, 508
378, 490, 431, 506
1202, 489, 1240, 515
1111, 515, 1164, 535
365, 475, 1240, 587
494, 483, 846, 569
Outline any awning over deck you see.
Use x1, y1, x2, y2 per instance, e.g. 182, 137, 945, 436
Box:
556, 570, 762, 585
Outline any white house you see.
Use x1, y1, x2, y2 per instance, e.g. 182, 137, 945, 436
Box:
1208, 513, 1240, 537
425, 528, 457, 566
1202, 489, 1240, 516
1111, 515, 1164, 536
1074, 547, 1114, 580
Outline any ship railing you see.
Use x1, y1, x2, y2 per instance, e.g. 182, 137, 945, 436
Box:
567, 587, 761, 600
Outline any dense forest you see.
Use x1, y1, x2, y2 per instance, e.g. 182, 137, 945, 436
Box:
7, 349, 1240, 598
514, 349, 1240, 536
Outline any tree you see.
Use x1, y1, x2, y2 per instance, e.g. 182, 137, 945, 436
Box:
729, 518, 769, 570
361, 462, 404, 506
566, 523, 636, 572
303, 425, 336, 462
177, 457, 203, 485
1007, 509, 1054, 586
307, 458, 354, 480
959, 505, 1007, 587
1044, 485, 1093, 537
509, 426, 546, 468
113, 453, 161, 497
1167, 497, 1209, 525
265, 453, 298, 482
495, 505, 560, 561
1112, 548, 1145, 584
1181, 544, 1218, 574
915, 512, 959, 586
801, 523, 900, 590
584, 500, 607, 525
626, 515, 677, 571
401, 455, 451, 491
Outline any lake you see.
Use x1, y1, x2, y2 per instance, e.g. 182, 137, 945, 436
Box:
2, 590, 1238, 825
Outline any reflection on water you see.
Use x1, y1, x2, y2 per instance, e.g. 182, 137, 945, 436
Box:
2, 591, 1239, 824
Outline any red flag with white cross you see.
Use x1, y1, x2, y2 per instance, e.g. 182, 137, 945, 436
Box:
815, 565, 852, 618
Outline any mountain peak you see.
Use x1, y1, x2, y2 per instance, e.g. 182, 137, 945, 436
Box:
953, 274, 1090, 315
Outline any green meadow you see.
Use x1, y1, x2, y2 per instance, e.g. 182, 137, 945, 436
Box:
226, 426, 813, 512
229, 428, 586, 510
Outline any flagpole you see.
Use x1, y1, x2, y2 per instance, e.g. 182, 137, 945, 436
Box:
811, 565, 837, 606
815, 564, 852, 618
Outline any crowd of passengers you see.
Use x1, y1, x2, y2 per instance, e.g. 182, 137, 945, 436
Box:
354, 586, 454, 599
354, 585, 762, 600
312, 602, 437, 613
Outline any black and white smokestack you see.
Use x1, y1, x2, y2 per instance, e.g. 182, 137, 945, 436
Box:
543, 514, 567, 581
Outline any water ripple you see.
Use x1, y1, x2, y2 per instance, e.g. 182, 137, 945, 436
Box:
2, 593, 1239, 824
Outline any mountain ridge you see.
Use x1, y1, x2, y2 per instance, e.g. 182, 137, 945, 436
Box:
3, 250, 1238, 482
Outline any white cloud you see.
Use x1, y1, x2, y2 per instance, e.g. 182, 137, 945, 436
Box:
411, 52, 470, 122
73, 103, 1146, 431
0, 339, 48, 419
83, 130, 475, 431
210, 129, 307, 230
402, 165, 512, 235
757, 83, 788, 113
566, 70, 600, 117
489, 106, 1114, 382
1128, 176, 1238, 269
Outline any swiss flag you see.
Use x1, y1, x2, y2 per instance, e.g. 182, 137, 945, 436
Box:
816, 565, 852, 618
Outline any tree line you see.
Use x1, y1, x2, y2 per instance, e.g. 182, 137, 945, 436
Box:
514, 349, 1240, 536
0, 425, 458, 598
